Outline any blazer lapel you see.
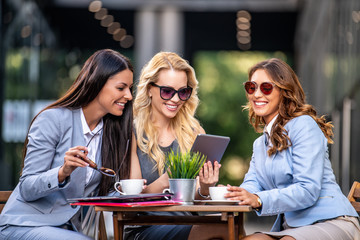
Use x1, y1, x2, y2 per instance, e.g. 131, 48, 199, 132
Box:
257, 134, 277, 190
71, 108, 87, 196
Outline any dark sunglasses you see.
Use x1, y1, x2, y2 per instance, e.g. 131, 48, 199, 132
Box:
243, 81, 276, 95
83, 128, 116, 177
150, 82, 193, 101
83, 130, 129, 178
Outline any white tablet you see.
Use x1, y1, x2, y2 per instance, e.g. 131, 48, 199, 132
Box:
190, 134, 230, 163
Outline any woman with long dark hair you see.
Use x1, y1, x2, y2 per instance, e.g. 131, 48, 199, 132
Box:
0, 49, 134, 239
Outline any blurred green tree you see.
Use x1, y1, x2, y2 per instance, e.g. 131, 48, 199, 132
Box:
193, 51, 290, 186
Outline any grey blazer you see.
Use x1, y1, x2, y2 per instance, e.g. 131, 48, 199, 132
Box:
0, 108, 102, 227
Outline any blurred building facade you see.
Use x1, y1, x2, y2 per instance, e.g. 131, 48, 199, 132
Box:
295, 0, 360, 193
0, 0, 359, 194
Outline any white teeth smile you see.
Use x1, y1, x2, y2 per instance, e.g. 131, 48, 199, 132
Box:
255, 102, 267, 106
116, 103, 125, 106
166, 104, 177, 109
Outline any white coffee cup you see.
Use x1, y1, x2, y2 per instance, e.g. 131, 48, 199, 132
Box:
209, 186, 229, 201
114, 179, 144, 195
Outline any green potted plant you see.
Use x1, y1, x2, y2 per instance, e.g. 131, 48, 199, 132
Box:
165, 150, 206, 204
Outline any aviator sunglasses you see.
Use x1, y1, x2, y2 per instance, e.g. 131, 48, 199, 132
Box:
82, 128, 130, 178
150, 82, 193, 101
243, 81, 276, 95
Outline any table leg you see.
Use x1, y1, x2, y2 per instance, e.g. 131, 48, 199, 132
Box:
98, 212, 107, 240
237, 213, 246, 239
112, 212, 122, 240
227, 212, 236, 240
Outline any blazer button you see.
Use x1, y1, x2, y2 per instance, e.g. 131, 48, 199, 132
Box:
48, 183, 51, 188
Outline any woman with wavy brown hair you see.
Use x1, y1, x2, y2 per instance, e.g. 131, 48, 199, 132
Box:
225, 58, 360, 240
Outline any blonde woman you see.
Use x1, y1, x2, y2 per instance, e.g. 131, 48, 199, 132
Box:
127, 52, 228, 240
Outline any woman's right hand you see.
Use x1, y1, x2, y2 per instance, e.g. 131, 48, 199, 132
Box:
225, 185, 261, 209
142, 172, 169, 193
58, 146, 89, 182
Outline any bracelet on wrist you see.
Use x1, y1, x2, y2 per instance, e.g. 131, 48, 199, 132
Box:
254, 194, 262, 211
197, 187, 210, 199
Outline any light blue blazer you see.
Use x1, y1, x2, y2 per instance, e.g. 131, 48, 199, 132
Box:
241, 115, 358, 232
0, 108, 102, 227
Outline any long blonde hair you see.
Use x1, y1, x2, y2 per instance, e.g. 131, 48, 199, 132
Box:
244, 58, 333, 156
134, 52, 202, 174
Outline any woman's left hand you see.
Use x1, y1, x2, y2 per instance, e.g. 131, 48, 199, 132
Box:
198, 161, 221, 191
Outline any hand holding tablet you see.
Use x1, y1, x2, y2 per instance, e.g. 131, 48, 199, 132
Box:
190, 134, 230, 164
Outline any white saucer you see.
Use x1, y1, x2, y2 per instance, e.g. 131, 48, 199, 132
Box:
194, 200, 240, 205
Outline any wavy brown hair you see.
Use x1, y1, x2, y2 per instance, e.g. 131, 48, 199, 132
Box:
22, 49, 133, 195
244, 58, 333, 156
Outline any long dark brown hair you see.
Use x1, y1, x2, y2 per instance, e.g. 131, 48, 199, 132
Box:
244, 58, 333, 156
22, 49, 133, 195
